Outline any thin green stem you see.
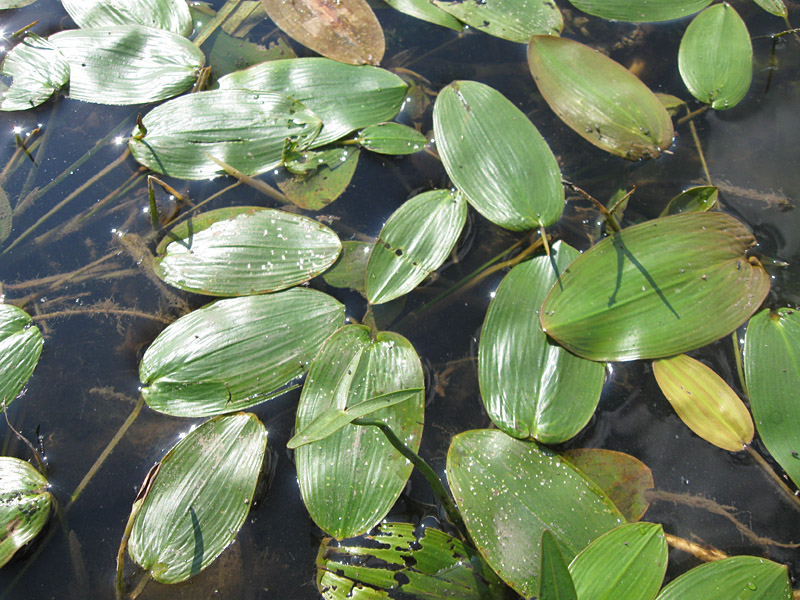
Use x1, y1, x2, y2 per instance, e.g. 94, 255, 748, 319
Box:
745, 445, 800, 511
731, 331, 748, 397
675, 104, 710, 127
688, 119, 712, 185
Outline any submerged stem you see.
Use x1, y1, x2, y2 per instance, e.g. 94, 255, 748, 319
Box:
745, 445, 800, 511
688, 119, 713, 186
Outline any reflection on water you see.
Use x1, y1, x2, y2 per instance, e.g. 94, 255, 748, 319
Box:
1, 1, 799, 598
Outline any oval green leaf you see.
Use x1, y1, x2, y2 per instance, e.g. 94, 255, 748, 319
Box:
753, 0, 787, 17
479, 241, 605, 443
433, 80, 564, 231
528, 35, 674, 160
539, 531, 577, 600
259, 0, 384, 65
317, 522, 506, 599
366, 189, 466, 305
540, 212, 770, 362
218, 58, 407, 147
276, 147, 360, 211
154, 207, 341, 296
60, 0, 193, 35
660, 186, 718, 217
128, 89, 322, 180
381, 0, 463, 31
357, 122, 427, 155
561, 449, 654, 522
743, 308, 800, 488
447, 429, 625, 597
432, 0, 562, 41
566, 0, 712, 22
322, 240, 371, 295
139, 289, 344, 417
655, 556, 792, 600
0, 34, 69, 112
296, 324, 424, 538
0, 304, 43, 412
678, 4, 753, 110
48, 25, 204, 105
0, 457, 51, 568
653, 353, 753, 452
569, 522, 667, 600
129, 413, 267, 583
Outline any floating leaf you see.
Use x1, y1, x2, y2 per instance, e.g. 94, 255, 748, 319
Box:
561, 449, 654, 522
296, 325, 424, 538
540, 212, 770, 362
259, 0, 384, 65
566, 0, 712, 22
380, 0, 463, 31
60, 0, 193, 35
129, 413, 267, 583
447, 430, 625, 597
539, 531, 577, 600
433, 80, 564, 231
201, 25, 295, 78
660, 186, 718, 216
48, 25, 204, 105
0, 457, 51, 568
357, 122, 427, 155
744, 308, 800, 488
569, 523, 667, 600
433, 0, 562, 41
479, 242, 605, 443
655, 556, 792, 600
317, 522, 506, 599
322, 241, 371, 295
0, 304, 43, 412
528, 35, 674, 160
139, 289, 344, 417
653, 354, 753, 452
0, 186, 11, 244
656, 93, 687, 117
753, 0, 787, 17
0, 0, 38, 7
154, 207, 341, 297
678, 4, 753, 110
128, 89, 322, 180
218, 58, 407, 147
276, 148, 360, 210
366, 189, 466, 304
0, 34, 69, 112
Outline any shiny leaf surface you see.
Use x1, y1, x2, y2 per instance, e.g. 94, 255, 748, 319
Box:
0, 34, 69, 111
540, 212, 770, 361
60, 0, 193, 35
660, 186, 718, 216
357, 122, 427, 155
566, 0, 712, 22
0, 457, 51, 568
753, 0, 787, 17
0, 304, 43, 412
528, 35, 674, 160
539, 531, 577, 600
433, 0, 562, 41
380, 0, 463, 31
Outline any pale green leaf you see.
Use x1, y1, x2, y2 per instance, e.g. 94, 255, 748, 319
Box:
753, 0, 787, 17
357, 122, 427, 155
276, 148, 360, 211
660, 186, 718, 216
566, 0, 712, 22
433, 0, 562, 41
0, 304, 43, 412
0, 457, 51, 568
0, 34, 69, 111
322, 240, 372, 295
60, 0, 193, 36
380, 0, 463, 31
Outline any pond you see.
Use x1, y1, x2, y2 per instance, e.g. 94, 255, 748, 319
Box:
1, 0, 799, 598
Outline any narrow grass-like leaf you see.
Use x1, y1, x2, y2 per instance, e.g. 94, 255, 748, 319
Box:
569, 523, 667, 600
660, 186, 718, 216
433, 80, 564, 230
366, 189, 466, 304
528, 36, 674, 160
276, 148, 360, 210
259, 0, 384, 65
447, 430, 625, 597
381, 0, 463, 31
128, 89, 322, 180
357, 122, 427, 155
561, 449, 653, 522
322, 241, 371, 295
288, 388, 422, 448
154, 207, 341, 296
540, 212, 770, 361
139, 289, 344, 416
296, 325, 424, 538
433, 0, 562, 41
744, 308, 800, 488
49, 25, 204, 105
655, 556, 792, 600
678, 4, 753, 110
566, 0, 712, 22
539, 531, 577, 600
479, 242, 605, 443
218, 58, 407, 147
317, 522, 506, 599
0, 304, 43, 412
753, 0, 787, 17
129, 413, 267, 583
60, 0, 193, 35
0, 34, 69, 111
0, 186, 11, 244
0, 457, 51, 568
653, 354, 753, 452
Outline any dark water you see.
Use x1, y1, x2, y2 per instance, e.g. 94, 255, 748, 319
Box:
1, 1, 799, 598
